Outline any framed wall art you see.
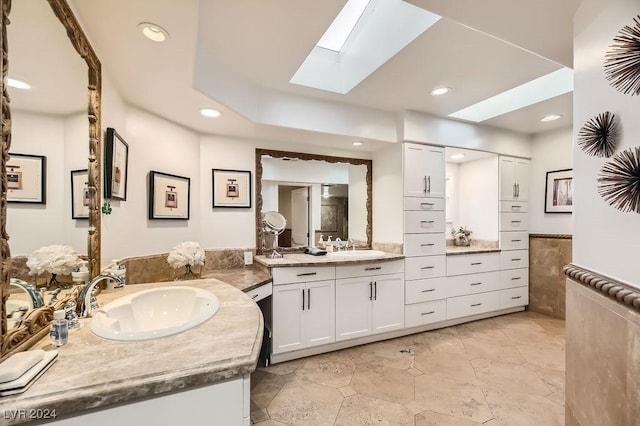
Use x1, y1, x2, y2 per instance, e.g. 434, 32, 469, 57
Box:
7, 153, 46, 204
71, 169, 90, 219
212, 169, 252, 208
104, 127, 129, 200
545, 169, 573, 213
149, 171, 190, 220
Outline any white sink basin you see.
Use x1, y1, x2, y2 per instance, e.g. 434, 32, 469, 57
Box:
327, 250, 386, 258
90, 286, 219, 341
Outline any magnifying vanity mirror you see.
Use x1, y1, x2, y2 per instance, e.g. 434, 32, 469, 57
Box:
0, 0, 102, 360
262, 211, 287, 258
255, 149, 372, 255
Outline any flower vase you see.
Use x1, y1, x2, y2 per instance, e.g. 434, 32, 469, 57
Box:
454, 235, 471, 247
175, 264, 201, 281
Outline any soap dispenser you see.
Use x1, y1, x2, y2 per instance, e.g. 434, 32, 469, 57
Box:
71, 261, 90, 285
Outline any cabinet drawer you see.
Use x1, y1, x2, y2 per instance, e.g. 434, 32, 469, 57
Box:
499, 231, 529, 250
405, 300, 447, 328
404, 197, 445, 211
446, 253, 500, 276
404, 211, 446, 234
335, 260, 404, 279
405, 277, 447, 303
404, 233, 446, 257
500, 212, 529, 231
272, 266, 335, 285
499, 201, 528, 213
245, 282, 273, 302
447, 271, 501, 297
447, 291, 501, 320
500, 268, 528, 289
500, 250, 529, 270
405, 256, 446, 280
500, 286, 529, 309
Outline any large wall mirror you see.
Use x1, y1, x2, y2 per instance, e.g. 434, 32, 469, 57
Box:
0, 0, 102, 359
255, 149, 372, 254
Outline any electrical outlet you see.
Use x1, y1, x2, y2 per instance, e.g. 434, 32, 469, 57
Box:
244, 251, 253, 266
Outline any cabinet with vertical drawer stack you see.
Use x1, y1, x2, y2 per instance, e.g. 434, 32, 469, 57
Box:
403, 143, 447, 328
498, 156, 530, 310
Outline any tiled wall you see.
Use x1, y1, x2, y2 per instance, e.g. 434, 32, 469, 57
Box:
528, 235, 571, 319
566, 279, 640, 425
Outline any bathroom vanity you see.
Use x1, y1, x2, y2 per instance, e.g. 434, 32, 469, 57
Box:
0, 279, 263, 426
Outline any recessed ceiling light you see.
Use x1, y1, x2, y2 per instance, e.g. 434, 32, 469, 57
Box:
8, 78, 30, 90
431, 87, 450, 96
200, 108, 221, 118
138, 22, 170, 42
450, 154, 465, 159
540, 114, 563, 122
353, 141, 363, 146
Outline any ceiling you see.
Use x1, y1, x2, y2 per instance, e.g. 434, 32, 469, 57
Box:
10, 0, 581, 152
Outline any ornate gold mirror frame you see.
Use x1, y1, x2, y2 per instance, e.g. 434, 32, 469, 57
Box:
0, 0, 102, 360
255, 148, 372, 255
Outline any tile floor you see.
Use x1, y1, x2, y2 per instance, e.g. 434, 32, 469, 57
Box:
250, 311, 565, 425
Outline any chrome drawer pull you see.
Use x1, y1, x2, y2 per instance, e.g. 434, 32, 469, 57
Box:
511, 239, 522, 242
420, 243, 435, 247
511, 277, 522, 280
511, 258, 522, 261
365, 266, 382, 271
421, 266, 435, 269
421, 311, 435, 316
302, 289, 305, 311
470, 282, 482, 286
511, 220, 522, 223
511, 296, 522, 300
511, 205, 521, 209
420, 220, 435, 224
471, 262, 482, 265
471, 303, 482, 307
421, 202, 435, 207
297, 272, 317, 277
421, 289, 435, 293
252, 294, 260, 299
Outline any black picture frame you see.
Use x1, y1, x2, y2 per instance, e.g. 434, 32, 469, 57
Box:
544, 169, 573, 214
149, 170, 190, 220
104, 127, 129, 200
71, 169, 90, 219
7, 153, 46, 204
212, 169, 252, 208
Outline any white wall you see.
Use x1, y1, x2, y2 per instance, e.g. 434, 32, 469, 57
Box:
573, 0, 640, 288
529, 127, 573, 234
457, 156, 499, 242
372, 143, 403, 244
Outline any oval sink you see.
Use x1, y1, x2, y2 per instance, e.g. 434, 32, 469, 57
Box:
327, 250, 386, 258
90, 286, 219, 341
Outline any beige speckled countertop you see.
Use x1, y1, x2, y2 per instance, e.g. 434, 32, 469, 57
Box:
0, 279, 263, 425
446, 246, 502, 255
255, 251, 404, 267
202, 267, 272, 292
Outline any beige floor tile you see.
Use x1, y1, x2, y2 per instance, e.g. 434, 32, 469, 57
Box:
516, 342, 565, 371
267, 380, 343, 425
502, 327, 563, 346
406, 367, 424, 376
294, 353, 356, 388
492, 313, 547, 332
455, 318, 506, 340
546, 390, 566, 407
415, 375, 493, 423
415, 410, 486, 425
359, 339, 417, 370
483, 388, 564, 426
252, 371, 287, 409
350, 363, 415, 404
412, 330, 468, 356
338, 385, 356, 397
413, 350, 477, 383
532, 366, 565, 394
461, 336, 527, 364
263, 359, 303, 375
254, 421, 288, 426
251, 408, 270, 423
334, 394, 415, 426
471, 358, 552, 396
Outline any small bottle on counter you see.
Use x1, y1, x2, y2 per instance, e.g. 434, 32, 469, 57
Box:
49, 310, 68, 347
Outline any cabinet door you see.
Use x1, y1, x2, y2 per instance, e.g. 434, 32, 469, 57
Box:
371, 273, 405, 334
514, 159, 529, 201
404, 144, 445, 198
304, 280, 335, 348
499, 157, 516, 201
424, 147, 445, 198
336, 277, 372, 341
272, 283, 306, 354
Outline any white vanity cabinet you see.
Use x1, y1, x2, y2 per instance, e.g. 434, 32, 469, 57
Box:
335, 261, 404, 341
272, 267, 335, 354
499, 156, 530, 201
404, 143, 446, 198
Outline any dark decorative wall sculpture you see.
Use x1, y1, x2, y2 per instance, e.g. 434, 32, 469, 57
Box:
597, 146, 640, 213
604, 15, 640, 96
577, 111, 619, 157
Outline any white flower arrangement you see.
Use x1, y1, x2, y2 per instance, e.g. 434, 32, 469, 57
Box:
26, 245, 81, 276
167, 241, 205, 269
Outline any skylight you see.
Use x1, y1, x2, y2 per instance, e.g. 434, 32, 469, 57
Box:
316, 0, 370, 52
290, 0, 441, 94
448, 67, 574, 122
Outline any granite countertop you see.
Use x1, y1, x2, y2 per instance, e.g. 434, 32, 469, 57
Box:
202, 267, 272, 292
0, 279, 263, 425
255, 251, 404, 267
446, 246, 502, 255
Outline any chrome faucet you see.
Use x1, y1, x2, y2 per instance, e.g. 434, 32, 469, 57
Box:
10, 278, 44, 309
78, 273, 125, 318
